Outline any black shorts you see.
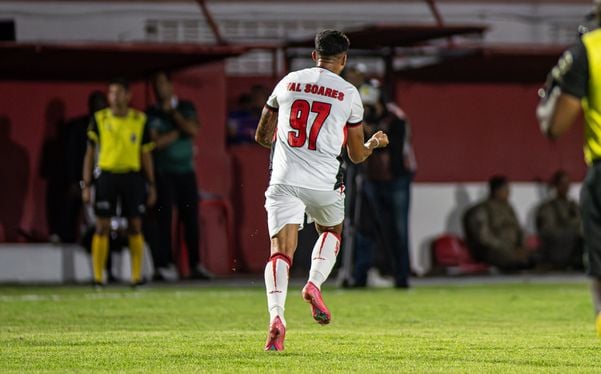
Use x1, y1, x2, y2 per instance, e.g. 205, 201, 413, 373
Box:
94, 171, 146, 218
581, 162, 601, 278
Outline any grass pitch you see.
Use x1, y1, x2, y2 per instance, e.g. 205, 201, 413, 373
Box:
1, 280, 600, 373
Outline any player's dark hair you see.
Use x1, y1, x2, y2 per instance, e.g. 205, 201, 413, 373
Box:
314, 29, 350, 57
108, 77, 130, 91
488, 175, 508, 196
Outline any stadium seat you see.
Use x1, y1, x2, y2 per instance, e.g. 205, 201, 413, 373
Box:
431, 234, 491, 275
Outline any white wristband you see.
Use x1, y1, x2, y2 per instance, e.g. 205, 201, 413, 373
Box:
372, 137, 380, 148
536, 86, 561, 136
364, 137, 380, 149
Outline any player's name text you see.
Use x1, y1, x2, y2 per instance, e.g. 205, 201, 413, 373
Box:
287, 82, 345, 101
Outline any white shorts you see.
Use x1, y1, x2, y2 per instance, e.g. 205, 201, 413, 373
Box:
264, 184, 345, 238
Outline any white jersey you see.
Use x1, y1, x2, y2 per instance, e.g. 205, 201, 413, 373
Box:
266, 67, 364, 191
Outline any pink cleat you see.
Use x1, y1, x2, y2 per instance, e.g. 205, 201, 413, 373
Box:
264, 316, 286, 351
302, 282, 331, 325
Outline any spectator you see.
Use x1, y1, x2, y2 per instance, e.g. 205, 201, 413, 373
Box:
227, 93, 256, 144
337, 63, 370, 287
63, 91, 107, 243
227, 85, 269, 144
82, 78, 157, 287
345, 63, 368, 88
463, 176, 532, 271
352, 82, 416, 288
146, 71, 212, 280
536, 170, 583, 270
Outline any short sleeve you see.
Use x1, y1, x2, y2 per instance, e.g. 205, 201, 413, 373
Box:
346, 87, 364, 127
556, 41, 589, 99
87, 116, 99, 144
265, 77, 287, 111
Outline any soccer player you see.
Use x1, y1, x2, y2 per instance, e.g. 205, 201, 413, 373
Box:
255, 29, 389, 351
536, 0, 601, 335
82, 78, 157, 287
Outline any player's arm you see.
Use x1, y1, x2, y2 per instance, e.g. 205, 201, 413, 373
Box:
255, 106, 278, 149
81, 142, 95, 204
537, 42, 587, 139
346, 124, 388, 164
141, 151, 157, 207
547, 94, 582, 139
81, 118, 99, 204
256, 78, 286, 148
151, 129, 180, 149
346, 88, 388, 163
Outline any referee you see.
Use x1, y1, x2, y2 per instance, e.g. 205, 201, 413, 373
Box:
82, 78, 157, 287
537, 0, 601, 335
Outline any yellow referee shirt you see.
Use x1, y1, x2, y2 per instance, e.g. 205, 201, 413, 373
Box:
87, 108, 155, 172
582, 30, 601, 164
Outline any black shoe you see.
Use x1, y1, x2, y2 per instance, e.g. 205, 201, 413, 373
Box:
394, 280, 410, 289
93, 281, 104, 291
188, 265, 214, 280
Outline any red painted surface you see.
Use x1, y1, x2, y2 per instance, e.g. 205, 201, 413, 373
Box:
0, 71, 592, 277
0, 62, 230, 242
396, 81, 587, 183
228, 144, 271, 273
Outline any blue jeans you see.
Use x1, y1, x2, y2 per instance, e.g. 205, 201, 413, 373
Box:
353, 175, 412, 287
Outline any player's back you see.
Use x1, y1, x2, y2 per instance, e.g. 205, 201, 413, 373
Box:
267, 67, 363, 191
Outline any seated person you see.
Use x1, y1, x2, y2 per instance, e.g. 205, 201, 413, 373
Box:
535, 170, 583, 270
463, 175, 532, 271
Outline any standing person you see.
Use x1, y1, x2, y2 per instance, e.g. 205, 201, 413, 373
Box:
147, 72, 212, 280
82, 78, 156, 287
64, 91, 107, 243
352, 82, 416, 288
255, 29, 389, 351
536, 0, 601, 335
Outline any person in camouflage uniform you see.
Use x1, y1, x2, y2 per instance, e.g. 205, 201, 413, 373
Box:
463, 176, 531, 271
536, 170, 583, 270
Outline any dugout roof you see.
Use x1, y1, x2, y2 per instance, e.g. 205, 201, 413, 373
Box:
394, 45, 565, 83
286, 24, 488, 49
0, 42, 254, 81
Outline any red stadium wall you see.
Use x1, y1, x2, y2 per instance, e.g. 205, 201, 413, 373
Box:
395, 81, 588, 183
0, 62, 230, 242
0, 72, 591, 275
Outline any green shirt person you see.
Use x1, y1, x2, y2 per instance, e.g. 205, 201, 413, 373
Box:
146, 72, 212, 280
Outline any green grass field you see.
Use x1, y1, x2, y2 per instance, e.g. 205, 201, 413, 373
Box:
1, 281, 600, 373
